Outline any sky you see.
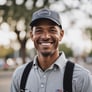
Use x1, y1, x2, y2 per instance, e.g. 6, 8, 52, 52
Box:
0, 0, 92, 56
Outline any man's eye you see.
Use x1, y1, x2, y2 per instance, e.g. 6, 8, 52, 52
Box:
36, 30, 40, 32
35, 29, 42, 33
50, 29, 57, 33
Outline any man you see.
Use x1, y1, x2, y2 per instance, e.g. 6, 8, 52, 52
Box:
11, 8, 92, 92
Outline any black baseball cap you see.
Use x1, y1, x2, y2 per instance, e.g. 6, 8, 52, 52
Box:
30, 8, 62, 29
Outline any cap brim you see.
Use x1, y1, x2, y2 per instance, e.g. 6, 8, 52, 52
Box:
30, 17, 62, 28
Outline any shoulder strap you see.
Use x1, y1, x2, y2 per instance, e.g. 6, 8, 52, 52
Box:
63, 61, 75, 92
20, 61, 33, 92
20, 61, 74, 92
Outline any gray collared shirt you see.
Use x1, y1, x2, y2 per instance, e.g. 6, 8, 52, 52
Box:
11, 52, 92, 92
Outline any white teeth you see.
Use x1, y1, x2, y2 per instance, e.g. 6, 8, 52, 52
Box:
41, 43, 51, 45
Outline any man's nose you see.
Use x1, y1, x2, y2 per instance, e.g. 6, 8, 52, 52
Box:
41, 32, 50, 39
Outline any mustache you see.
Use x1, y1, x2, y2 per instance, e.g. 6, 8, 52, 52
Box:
37, 37, 56, 43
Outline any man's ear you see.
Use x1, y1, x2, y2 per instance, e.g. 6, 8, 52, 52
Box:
59, 29, 64, 41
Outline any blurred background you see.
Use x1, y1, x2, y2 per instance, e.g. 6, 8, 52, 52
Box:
0, 0, 92, 92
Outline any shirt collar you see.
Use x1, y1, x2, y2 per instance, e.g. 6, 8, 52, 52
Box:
54, 52, 67, 70
33, 51, 67, 70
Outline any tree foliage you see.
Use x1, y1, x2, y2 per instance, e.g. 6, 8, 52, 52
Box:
88, 50, 92, 57
0, 0, 92, 63
0, 0, 54, 63
59, 43, 73, 57
0, 46, 13, 58
85, 28, 92, 40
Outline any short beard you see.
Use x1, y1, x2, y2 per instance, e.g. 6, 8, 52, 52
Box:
41, 52, 50, 57
41, 51, 55, 57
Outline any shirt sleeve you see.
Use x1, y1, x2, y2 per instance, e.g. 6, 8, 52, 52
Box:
73, 65, 92, 92
10, 69, 20, 92
84, 72, 92, 92
10, 65, 25, 92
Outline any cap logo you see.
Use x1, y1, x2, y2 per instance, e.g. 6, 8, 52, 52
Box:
37, 9, 51, 17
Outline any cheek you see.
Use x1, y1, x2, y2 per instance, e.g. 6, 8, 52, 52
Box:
52, 36, 59, 49
32, 37, 39, 48
33, 40, 38, 50
32, 35, 38, 42
55, 39, 59, 48
54, 35, 61, 42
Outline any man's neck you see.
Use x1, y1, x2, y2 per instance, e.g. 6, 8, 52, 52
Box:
37, 52, 59, 70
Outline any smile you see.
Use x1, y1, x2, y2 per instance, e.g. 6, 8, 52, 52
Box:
41, 43, 52, 46
38, 41, 54, 46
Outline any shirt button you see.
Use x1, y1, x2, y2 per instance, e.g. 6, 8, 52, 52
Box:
54, 68, 57, 71
34, 66, 37, 70
43, 75, 46, 78
41, 83, 44, 88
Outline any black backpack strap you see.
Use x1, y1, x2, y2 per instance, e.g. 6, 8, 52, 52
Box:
63, 61, 75, 92
20, 61, 33, 92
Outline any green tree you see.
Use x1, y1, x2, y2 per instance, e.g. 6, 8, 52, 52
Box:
0, 0, 50, 63
88, 50, 92, 57
0, 0, 76, 63
85, 28, 92, 40
0, 46, 13, 58
85, 28, 92, 56
59, 43, 73, 57
0, 0, 92, 63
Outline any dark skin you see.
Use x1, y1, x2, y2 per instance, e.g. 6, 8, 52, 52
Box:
30, 19, 64, 70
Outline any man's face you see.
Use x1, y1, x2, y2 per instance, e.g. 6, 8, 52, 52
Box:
30, 19, 64, 57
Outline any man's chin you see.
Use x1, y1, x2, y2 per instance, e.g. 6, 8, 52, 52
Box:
41, 52, 52, 57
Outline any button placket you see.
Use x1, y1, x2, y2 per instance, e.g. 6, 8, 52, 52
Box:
40, 73, 47, 92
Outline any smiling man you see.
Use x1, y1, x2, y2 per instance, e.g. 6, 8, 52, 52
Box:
30, 18, 64, 70
11, 8, 92, 92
